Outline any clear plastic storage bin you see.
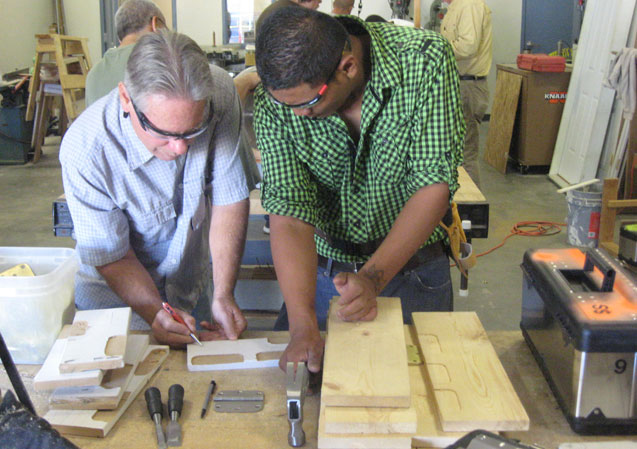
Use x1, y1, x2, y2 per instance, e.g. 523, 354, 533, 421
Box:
0, 247, 78, 363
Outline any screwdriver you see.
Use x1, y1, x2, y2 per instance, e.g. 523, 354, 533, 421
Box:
145, 387, 167, 449
166, 384, 184, 446
162, 301, 202, 346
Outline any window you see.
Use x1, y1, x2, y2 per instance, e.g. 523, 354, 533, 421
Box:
223, 0, 271, 44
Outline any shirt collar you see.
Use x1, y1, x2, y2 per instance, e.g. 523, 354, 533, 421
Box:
118, 100, 155, 171
359, 19, 402, 93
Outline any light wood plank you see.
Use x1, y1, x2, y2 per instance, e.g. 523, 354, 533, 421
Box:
318, 404, 412, 449
322, 297, 410, 408
59, 308, 131, 373
413, 312, 529, 432
319, 326, 462, 448
483, 69, 523, 173
324, 405, 416, 435
457, 166, 486, 204
49, 335, 149, 410
45, 344, 169, 438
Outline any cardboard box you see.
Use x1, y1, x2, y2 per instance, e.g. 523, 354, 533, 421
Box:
498, 64, 572, 168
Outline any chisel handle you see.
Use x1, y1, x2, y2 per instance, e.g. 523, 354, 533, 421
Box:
145, 387, 163, 419
168, 384, 184, 417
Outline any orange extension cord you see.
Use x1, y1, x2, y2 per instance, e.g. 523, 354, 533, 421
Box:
476, 220, 567, 258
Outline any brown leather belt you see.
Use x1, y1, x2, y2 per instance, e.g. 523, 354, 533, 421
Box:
317, 241, 446, 274
459, 75, 486, 80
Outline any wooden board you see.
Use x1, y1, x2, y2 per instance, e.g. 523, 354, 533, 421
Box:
405, 326, 465, 448
318, 401, 413, 449
322, 297, 410, 408
33, 326, 104, 391
320, 326, 463, 447
457, 166, 486, 204
49, 335, 149, 410
413, 312, 529, 432
59, 307, 131, 373
483, 69, 523, 173
324, 405, 417, 435
187, 337, 287, 371
44, 344, 169, 438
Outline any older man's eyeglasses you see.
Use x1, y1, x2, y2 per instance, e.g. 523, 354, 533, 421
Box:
130, 98, 212, 141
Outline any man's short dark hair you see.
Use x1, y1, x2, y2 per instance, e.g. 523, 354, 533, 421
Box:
256, 6, 349, 90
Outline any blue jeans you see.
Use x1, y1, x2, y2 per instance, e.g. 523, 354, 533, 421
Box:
273, 253, 453, 331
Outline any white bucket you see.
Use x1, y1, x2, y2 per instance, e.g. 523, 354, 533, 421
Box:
566, 187, 603, 248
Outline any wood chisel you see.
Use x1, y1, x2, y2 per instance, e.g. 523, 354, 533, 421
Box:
166, 384, 184, 446
145, 387, 167, 449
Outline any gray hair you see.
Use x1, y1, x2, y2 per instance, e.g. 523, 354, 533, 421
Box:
115, 0, 166, 42
124, 29, 214, 112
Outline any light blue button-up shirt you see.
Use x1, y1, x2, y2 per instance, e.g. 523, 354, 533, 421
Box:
60, 66, 248, 329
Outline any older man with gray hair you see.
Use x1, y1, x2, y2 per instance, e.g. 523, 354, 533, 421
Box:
60, 30, 250, 347
85, 0, 165, 106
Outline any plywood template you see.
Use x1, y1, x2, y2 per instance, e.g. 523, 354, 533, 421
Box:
413, 312, 529, 432
44, 344, 169, 438
322, 297, 410, 408
483, 69, 523, 173
33, 326, 104, 391
187, 337, 287, 371
49, 335, 149, 410
60, 307, 131, 373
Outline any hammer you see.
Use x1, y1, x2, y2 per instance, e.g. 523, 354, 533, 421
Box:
286, 362, 309, 447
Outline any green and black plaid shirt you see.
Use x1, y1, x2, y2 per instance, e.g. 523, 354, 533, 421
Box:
254, 19, 465, 263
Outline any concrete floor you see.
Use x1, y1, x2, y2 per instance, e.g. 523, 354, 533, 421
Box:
0, 123, 572, 331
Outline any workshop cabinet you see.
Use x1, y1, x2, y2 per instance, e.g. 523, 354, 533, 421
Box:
499, 64, 572, 169
0, 85, 32, 165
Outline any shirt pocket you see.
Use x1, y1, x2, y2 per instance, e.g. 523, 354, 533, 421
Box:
305, 140, 349, 191
371, 122, 410, 184
183, 176, 209, 231
131, 202, 177, 246
441, 17, 458, 40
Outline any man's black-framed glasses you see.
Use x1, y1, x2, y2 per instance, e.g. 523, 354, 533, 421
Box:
130, 98, 213, 141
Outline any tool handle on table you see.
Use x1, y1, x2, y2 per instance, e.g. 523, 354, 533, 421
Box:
168, 384, 184, 416
145, 387, 163, 418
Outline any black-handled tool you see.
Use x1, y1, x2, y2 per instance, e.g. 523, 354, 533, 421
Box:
201, 380, 216, 418
166, 384, 184, 446
145, 387, 167, 449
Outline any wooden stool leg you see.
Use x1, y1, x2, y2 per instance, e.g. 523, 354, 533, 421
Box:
58, 98, 68, 135
26, 52, 44, 121
33, 94, 53, 164
30, 84, 45, 149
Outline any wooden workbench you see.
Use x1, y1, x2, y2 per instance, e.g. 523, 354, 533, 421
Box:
3, 329, 625, 449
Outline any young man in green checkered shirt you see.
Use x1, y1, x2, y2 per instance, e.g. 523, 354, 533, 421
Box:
254, 7, 465, 373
